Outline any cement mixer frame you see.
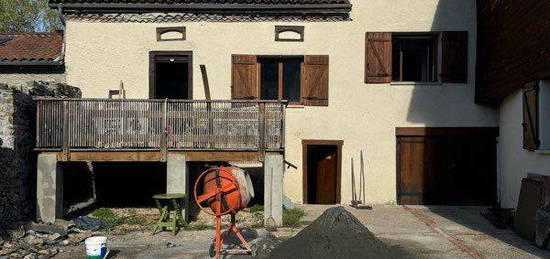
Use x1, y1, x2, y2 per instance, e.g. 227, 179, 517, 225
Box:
194, 166, 254, 258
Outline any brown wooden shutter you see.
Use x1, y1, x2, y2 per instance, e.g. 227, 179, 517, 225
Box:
441, 31, 468, 83
301, 55, 329, 106
365, 32, 392, 83
523, 81, 540, 151
231, 55, 259, 99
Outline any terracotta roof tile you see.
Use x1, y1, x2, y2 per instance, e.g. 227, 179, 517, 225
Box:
0, 33, 63, 63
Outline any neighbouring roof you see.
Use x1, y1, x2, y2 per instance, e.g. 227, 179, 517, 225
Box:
49, 0, 352, 19
0, 32, 63, 66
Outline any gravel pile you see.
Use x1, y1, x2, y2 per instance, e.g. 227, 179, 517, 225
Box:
270, 207, 406, 259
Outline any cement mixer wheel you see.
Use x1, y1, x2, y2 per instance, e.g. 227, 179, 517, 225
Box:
194, 167, 240, 217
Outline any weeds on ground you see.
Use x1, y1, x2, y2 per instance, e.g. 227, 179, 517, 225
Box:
91, 208, 124, 228
247, 205, 307, 228
91, 208, 149, 230
283, 208, 306, 228
249, 205, 264, 213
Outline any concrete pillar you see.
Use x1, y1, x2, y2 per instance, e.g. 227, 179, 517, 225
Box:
167, 153, 188, 221
36, 153, 63, 223
264, 153, 284, 226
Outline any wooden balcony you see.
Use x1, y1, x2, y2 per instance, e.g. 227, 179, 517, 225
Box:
35, 98, 286, 161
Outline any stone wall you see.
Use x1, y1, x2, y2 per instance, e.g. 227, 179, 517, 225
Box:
0, 82, 80, 227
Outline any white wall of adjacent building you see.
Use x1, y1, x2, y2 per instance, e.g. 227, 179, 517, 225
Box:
498, 82, 550, 209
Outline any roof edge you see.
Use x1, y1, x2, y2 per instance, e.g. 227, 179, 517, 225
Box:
50, 3, 352, 14
0, 60, 64, 66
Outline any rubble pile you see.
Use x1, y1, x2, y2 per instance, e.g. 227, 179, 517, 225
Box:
0, 221, 96, 259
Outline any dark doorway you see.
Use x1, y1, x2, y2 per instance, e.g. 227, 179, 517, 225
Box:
396, 127, 498, 205
149, 51, 193, 99
93, 162, 166, 207
303, 140, 343, 204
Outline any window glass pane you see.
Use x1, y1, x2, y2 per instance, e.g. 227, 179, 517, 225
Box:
260, 60, 279, 100
283, 61, 301, 103
392, 36, 435, 82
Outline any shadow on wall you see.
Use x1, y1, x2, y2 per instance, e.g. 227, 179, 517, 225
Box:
405, 0, 481, 125
394, 1, 545, 257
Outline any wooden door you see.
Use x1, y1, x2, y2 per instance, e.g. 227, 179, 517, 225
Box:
397, 128, 498, 205
315, 151, 338, 204
302, 140, 343, 205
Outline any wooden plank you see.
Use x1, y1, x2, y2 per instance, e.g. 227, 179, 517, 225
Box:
302, 139, 344, 146
200, 65, 211, 100
61, 101, 70, 161
183, 151, 270, 162
395, 127, 499, 137
58, 151, 162, 162
476, 1, 550, 103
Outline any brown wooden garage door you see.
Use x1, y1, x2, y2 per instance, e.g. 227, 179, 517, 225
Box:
396, 127, 498, 205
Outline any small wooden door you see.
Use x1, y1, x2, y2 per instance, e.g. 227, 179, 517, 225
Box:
315, 152, 338, 204
303, 140, 343, 205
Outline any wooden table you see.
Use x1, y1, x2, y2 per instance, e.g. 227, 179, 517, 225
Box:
152, 193, 186, 236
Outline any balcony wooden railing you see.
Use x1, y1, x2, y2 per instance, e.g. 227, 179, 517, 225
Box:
35, 98, 286, 155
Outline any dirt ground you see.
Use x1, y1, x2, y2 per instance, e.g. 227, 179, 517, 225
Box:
53, 205, 550, 259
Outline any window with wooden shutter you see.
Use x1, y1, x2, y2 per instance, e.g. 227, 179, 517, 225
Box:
231, 55, 259, 99
441, 31, 468, 83
301, 55, 329, 106
365, 32, 392, 83
523, 81, 540, 151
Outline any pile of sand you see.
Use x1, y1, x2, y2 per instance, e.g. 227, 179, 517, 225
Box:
270, 207, 406, 259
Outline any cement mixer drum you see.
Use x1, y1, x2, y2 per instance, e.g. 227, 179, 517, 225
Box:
194, 166, 254, 216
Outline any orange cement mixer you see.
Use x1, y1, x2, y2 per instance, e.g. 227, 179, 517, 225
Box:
194, 166, 254, 258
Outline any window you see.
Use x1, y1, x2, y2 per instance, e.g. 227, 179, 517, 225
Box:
258, 57, 303, 104
365, 31, 468, 84
392, 34, 437, 82
538, 80, 550, 150
232, 55, 329, 106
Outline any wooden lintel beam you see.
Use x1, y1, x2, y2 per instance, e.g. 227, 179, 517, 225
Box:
184, 151, 263, 162
57, 151, 162, 162
48, 151, 283, 162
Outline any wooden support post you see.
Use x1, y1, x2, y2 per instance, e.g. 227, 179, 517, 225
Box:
200, 65, 211, 100
258, 103, 266, 162
61, 101, 70, 161
160, 99, 168, 161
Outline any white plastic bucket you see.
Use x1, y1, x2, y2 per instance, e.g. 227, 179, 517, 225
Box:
85, 236, 108, 259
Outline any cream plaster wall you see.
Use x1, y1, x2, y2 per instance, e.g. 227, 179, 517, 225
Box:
498, 89, 550, 208
64, 0, 498, 204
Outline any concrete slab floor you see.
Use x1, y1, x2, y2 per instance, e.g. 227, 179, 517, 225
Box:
53, 205, 550, 259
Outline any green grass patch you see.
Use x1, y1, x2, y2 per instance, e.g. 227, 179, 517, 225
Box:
91, 208, 124, 228
249, 205, 264, 213
283, 208, 306, 228
123, 209, 148, 226
91, 208, 148, 229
